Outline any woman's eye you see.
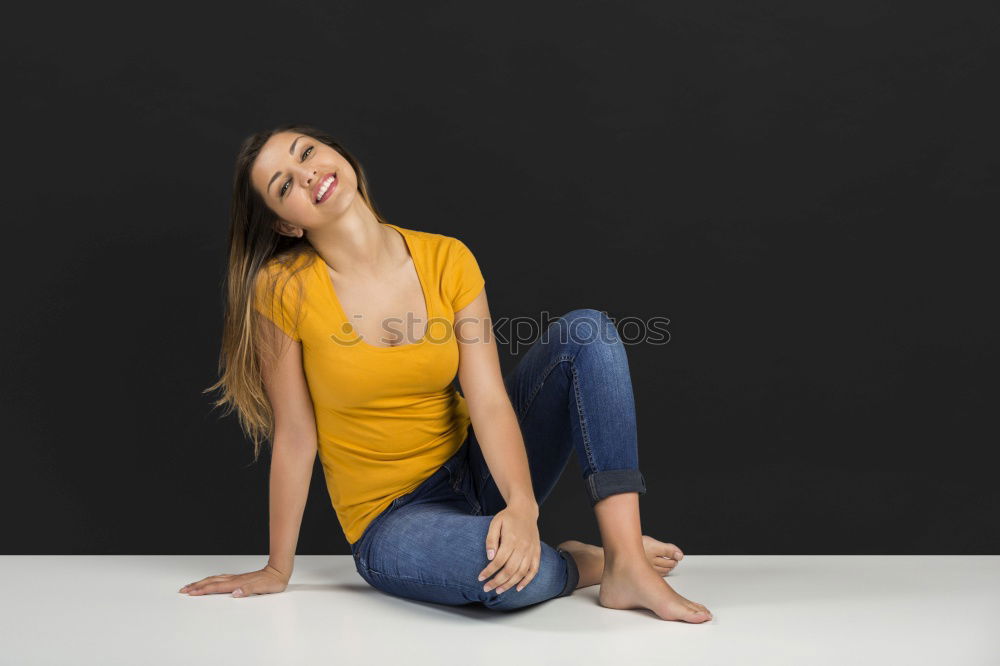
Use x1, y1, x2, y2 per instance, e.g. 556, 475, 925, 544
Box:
280, 147, 315, 197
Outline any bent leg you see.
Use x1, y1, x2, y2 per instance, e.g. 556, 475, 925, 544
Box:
355, 498, 578, 611
470, 308, 647, 516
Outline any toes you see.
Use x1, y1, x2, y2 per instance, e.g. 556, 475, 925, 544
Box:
653, 558, 676, 572
654, 556, 677, 572
641, 536, 685, 561
691, 603, 713, 619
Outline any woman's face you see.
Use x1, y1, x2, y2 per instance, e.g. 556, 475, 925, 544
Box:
251, 131, 358, 237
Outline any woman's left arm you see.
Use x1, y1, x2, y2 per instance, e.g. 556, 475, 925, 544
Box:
454, 288, 541, 593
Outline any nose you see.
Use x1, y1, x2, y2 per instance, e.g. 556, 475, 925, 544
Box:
300, 169, 318, 190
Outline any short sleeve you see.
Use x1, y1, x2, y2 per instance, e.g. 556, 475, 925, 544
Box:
254, 262, 304, 342
447, 238, 486, 312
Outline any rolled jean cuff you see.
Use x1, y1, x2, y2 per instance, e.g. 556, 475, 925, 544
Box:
585, 469, 647, 506
555, 547, 580, 598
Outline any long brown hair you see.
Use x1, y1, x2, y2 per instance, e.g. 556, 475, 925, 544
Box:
203, 123, 390, 462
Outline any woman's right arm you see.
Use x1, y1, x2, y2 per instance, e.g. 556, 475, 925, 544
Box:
260, 313, 319, 582
180, 314, 317, 598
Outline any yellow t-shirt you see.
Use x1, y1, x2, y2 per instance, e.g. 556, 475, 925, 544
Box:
253, 222, 486, 544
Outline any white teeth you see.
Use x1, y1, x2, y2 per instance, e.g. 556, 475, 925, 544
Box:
316, 174, 335, 201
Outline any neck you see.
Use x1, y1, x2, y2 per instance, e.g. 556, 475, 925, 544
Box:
307, 197, 394, 278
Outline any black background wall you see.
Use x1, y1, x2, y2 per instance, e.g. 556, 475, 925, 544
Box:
3, 1, 997, 555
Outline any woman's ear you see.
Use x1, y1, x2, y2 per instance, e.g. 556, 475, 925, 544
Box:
274, 219, 304, 238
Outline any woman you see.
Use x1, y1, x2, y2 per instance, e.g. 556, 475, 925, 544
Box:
185, 123, 712, 622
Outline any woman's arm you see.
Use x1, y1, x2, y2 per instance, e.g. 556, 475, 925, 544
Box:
258, 313, 319, 581
455, 289, 542, 593
454, 289, 537, 516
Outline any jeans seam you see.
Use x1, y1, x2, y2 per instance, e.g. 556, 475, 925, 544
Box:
499, 351, 598, 507
484, 352, 574, 495
517, 353, 575, 424
567, 356, 599, 480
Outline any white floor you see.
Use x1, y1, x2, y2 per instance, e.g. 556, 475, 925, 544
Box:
1, 555, 997, 665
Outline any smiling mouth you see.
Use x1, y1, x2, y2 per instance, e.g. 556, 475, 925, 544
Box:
315, 173, 338, 203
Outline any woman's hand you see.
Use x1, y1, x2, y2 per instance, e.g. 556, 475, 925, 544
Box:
477, 504, 541, 594
178, 564, 289, 598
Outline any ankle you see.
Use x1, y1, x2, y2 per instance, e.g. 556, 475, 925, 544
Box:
603, 547, 646, 572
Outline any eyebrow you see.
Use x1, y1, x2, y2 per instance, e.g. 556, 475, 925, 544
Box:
266, 135, 305, 196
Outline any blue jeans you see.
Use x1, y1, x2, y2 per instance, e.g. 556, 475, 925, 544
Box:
349, 308, 647, 611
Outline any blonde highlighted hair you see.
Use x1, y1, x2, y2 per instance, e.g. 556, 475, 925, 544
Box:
203, 123, 392, 462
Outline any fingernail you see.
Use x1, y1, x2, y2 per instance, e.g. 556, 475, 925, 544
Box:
233, 588, 243, 597
487, 549, 495, 560
477, 575, 484, 581
496, 587, 504, 594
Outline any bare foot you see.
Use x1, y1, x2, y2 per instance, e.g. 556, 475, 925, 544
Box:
557, 535, 684, 587
556, 540, 605, 588
599, 557, 713, 623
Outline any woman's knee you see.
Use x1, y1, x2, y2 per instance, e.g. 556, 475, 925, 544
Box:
481, 542, 577, 611
362, 508, 495, 594
548, 308, 620, 349
361, 504, 574, 611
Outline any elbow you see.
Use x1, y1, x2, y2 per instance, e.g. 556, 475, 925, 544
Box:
466, 393, 513, 423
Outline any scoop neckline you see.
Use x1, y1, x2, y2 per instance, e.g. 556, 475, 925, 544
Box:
314, 222, 431, 352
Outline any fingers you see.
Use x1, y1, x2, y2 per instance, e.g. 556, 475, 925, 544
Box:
183, 580, 239, 596
514, 554, 538, 592
484, 516, 502, 563
486, 552, 528, 594
478, 544, 509, 586
181, 567, 290, 598
179, 574, 233, 594
478, 513, 540, 594
185, 581, 250, 597
180, 573, 246, 596
478, 518, 505, 583
482, 551, 534, 594
188, 580, 236, 594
